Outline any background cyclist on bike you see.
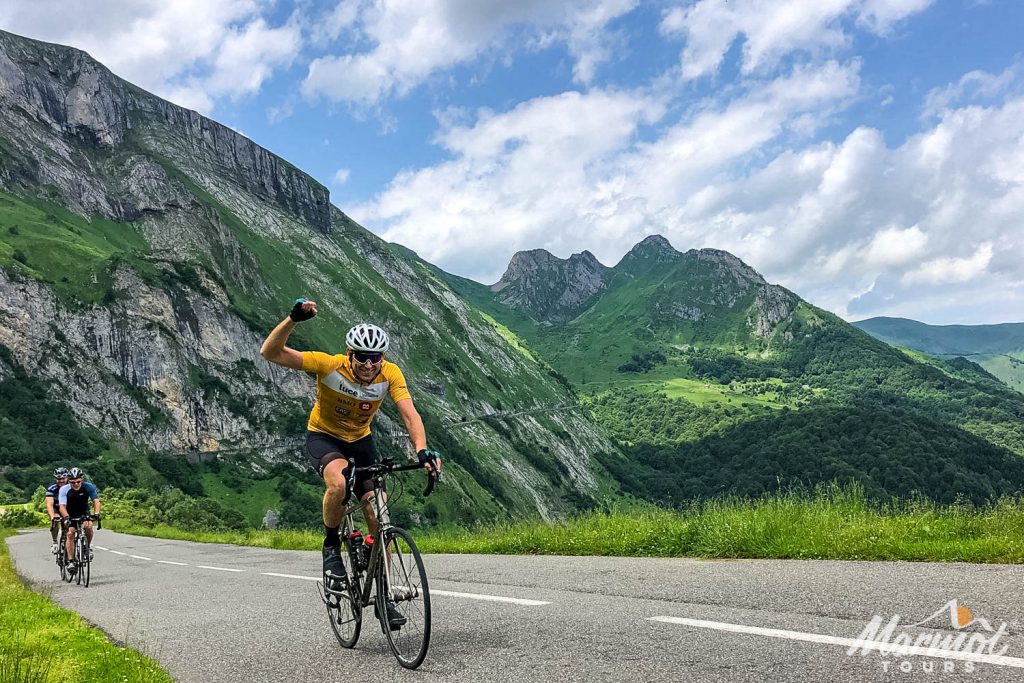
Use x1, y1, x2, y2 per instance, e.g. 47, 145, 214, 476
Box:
45, 466, 69, 554
260, 298, 441, 624
58, 467, 101, 575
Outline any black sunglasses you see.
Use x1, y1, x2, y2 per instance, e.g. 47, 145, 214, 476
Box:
70, 479, 83, 484
351, 351, 384, 364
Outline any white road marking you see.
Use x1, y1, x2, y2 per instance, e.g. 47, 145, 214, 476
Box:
649, 617, 1024, 669
263, 572, 320, 581
432, 589, 550, 606
157, 560, 188, 566
129, 554, 151, 560
94, 545, 108, 550
109, 550, 127, 556
196, 565, 245, 573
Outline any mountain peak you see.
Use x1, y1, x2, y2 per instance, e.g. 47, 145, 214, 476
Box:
615, 234, 681, 271
490, 248, 611, 323
689, 248, 767, 287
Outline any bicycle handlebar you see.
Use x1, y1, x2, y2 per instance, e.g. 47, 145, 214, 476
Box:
64, 514, 102, 530
352, 458, 438, 497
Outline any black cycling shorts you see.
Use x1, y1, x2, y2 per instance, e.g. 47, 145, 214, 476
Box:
305, 431, 378, 500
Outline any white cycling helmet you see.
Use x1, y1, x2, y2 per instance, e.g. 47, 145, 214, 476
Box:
346, 323, 390, 353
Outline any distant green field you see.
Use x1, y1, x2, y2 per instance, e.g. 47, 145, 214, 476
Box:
583, 376, 801, 409
660, 377, 785, 408
975, 353, 1024, 394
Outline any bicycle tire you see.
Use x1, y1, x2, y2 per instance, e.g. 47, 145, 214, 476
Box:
377, 526, 431, 669
74, 535, 84, 586
57, 543, 68, 582
81, 539, 91, 587
327, 538, 362, 648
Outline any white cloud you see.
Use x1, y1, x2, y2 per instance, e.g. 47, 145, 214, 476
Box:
333, 168, 351, 185
302, 0, 639, 105
902, 242, 994, 285
864, 225, 928, 268
659, 0, 933, 81
355, 61, 1024, 323
0, 0, 299, 113
921, 61, 1022, 119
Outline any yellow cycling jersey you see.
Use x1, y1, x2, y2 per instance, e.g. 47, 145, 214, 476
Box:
301, 351, 412, 442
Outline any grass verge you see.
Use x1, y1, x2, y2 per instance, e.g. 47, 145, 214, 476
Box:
0, 529, 172, 682
108, 484, 1024, 563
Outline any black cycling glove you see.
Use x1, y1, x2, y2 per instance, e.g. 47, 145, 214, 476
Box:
289, 298, 316, 322
417, 449, 441, 473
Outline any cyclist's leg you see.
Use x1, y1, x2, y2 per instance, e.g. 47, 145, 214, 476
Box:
84, 519, 94, 543
307, 431, 351, 534
349, 435, 379, 536
308, 431, 353, 585
65, 525, 76, 562
49, 517, 60, 543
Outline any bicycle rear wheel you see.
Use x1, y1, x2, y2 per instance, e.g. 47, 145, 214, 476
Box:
326, 540, 361, 648
377, 527, 431, 669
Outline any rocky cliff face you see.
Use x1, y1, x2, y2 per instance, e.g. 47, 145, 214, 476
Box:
490, 248, 610, 324
0, 30, 619, 519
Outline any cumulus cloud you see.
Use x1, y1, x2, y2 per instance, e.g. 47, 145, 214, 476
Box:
0, 0, 300, 113
902, 243, 994, 285
660, 0, 933, 81
302, 0, 639, 105
333, 168, 352, 185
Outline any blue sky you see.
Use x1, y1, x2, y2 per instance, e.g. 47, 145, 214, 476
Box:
2, 1, 1022, 324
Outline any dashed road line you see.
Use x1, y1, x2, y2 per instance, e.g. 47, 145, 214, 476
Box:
129, 554, 152, 560
109, 550, 126, 556
262, 572, 320, 581
196, 565, 245, 573
432, 589, 550, 606
648, 617, 1024, 669
93, 545, 108, 551
157, 560, 188, 566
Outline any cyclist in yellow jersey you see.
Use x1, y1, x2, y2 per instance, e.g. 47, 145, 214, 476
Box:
260, 298, 441, 626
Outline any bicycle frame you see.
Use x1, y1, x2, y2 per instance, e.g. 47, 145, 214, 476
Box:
340, 473, 398, 607
337, 460, 430, 607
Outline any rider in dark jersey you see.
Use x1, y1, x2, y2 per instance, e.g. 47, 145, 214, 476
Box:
58, 467, 101, 574
44, 467, 69, 554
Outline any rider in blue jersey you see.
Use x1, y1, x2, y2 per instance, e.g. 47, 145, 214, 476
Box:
58, 467, 101, 574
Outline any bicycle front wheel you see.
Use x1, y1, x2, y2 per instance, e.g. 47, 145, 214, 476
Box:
377, 527, 431, 669
81, 541, 91, 587
75, 536, 84, 586
58, 545, 68, 582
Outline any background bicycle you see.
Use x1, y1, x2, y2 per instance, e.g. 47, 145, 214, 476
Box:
320, 458, 436, 669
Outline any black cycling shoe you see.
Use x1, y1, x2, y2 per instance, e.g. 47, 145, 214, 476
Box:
375, 598, 407, 630
322, 543, 347, 588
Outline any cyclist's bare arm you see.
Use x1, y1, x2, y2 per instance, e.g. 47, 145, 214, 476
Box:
396, 399, 441, 472
45, 497, 56, 518
260, 300, 317, 369
93, 498, 101, 515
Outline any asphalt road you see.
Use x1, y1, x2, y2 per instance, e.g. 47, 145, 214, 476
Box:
8, 529, 1024, 682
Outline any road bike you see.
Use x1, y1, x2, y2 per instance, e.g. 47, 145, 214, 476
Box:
319, 458, 436, 669
62, 515, 101, 587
